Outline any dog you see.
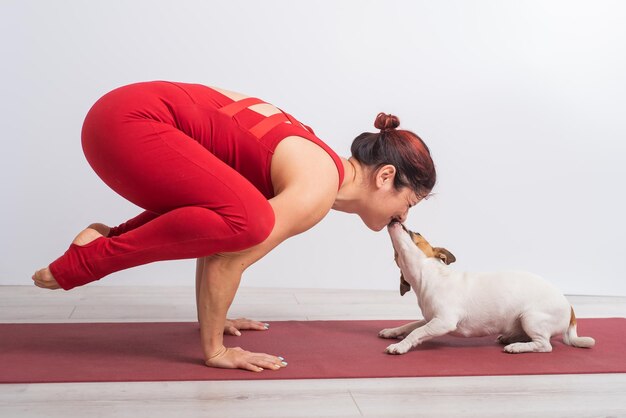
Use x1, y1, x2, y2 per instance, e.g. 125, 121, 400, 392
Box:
379, 222, 595, 354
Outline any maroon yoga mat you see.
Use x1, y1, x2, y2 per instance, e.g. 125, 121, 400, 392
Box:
1, 318, 624, 383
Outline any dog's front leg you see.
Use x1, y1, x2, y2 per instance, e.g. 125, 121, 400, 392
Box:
385, 317, 457, 355
379, 320, 426, 339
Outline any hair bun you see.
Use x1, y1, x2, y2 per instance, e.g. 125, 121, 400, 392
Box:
374, 112, 400, 131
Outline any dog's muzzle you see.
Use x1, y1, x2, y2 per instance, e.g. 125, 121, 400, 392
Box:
388, 220, 409, 233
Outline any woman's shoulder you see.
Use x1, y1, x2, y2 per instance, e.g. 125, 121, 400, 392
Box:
271, 136, 342, 193
269, 136, 343, 236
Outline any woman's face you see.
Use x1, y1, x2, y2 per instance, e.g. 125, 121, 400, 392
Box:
359, 165, 422, 231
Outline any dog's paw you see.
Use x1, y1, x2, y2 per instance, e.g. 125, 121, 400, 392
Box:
503, 342, 534, 354
379, 327, 404, 339
504, 341, 552, 354
385, 341, 411, 355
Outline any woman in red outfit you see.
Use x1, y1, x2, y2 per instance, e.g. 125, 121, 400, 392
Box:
32, 81, 436, 372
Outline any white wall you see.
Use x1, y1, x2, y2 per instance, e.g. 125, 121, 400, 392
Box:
1, 0, 625, 295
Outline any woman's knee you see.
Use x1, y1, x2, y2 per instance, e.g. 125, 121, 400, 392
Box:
238, 199, 275, 248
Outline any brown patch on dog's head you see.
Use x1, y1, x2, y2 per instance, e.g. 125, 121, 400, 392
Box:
433, 247, 456, 265
408, 230, 456, 265
394, 228, 457, 296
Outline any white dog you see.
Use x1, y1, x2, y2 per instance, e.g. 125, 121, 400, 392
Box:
380, 222, 595, 354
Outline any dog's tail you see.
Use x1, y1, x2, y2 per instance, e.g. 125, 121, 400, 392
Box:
563, 307, 595, 348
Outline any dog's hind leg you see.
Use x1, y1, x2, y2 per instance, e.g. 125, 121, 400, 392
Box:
503, 313, 553, 353
503, 336, 552, 353
496, 321, 530, 345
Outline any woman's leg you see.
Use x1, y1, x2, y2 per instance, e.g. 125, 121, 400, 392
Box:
105, 211, 160, 237
195, 256, 205, 321
43, 116, 274, 290
81, 211, 158, 241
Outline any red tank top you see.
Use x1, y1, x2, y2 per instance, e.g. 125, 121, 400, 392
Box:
163, 81, 344, 199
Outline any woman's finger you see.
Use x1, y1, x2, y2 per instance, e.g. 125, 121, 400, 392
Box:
225, 326, 242, 337
242, 363, 264, 372
232, 318, 269, 330
243, 355, 284, 371
250, 353, 287, 368
236, 318, 270, 331
255, 358, 285, 370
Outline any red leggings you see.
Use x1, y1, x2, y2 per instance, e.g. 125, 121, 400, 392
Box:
48, 89, 275, 290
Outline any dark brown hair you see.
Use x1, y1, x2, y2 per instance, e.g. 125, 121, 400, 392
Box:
350, 113, 436, 198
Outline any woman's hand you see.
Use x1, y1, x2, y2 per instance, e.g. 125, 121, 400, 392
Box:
224, 318, 269, 336
205, 346, 287, 372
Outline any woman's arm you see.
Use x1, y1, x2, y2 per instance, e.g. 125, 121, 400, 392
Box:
198, 180, 337, 371
196, 258, 267, 336
198, 136, 339, 371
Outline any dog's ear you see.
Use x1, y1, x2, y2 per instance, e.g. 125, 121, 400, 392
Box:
433, 247, 456, 265
400, 273, 411, 296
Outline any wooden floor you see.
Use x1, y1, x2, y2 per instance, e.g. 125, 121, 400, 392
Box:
1, 285, 626, 417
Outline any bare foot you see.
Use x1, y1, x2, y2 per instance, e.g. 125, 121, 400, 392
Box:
32, 267, 61, 290
32, 225, 107, 290
87, 223, 111, 237
71, 226, 104, 246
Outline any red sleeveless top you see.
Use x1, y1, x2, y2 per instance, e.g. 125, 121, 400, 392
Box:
162, 81, 344, 199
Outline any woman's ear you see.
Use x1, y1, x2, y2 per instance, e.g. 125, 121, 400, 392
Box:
375, 164, 397, 189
